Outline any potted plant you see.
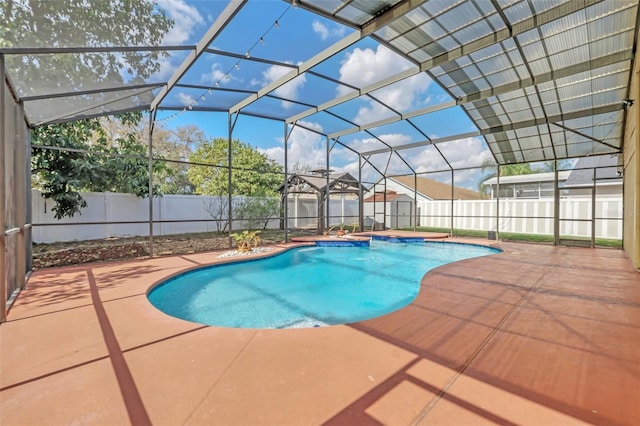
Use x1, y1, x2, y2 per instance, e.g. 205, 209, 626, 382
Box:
323, 224, 346, 237
230, 230, 261, 252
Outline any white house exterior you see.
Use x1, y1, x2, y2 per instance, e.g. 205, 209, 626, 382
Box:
482, 155, 623, 199
482, 171, 571, 199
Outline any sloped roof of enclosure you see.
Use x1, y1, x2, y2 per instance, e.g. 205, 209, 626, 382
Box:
2, 0, 638, 169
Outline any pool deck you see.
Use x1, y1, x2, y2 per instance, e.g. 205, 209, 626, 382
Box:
1, 236, 639, 425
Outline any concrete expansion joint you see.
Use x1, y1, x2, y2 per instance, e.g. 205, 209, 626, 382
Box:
182, 330, 258, 425
412, 270, 544, 425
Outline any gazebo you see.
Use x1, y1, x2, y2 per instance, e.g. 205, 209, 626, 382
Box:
278, 170, 366, 233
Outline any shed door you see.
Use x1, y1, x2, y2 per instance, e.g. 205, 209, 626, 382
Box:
396, 201, 412, 228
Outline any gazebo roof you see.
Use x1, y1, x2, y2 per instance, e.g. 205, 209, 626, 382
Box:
278, 172, 365, 195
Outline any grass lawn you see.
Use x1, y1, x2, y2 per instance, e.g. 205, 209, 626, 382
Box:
401, 227, 622, 248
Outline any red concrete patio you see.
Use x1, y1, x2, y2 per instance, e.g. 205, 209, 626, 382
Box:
1, 238, 639, 425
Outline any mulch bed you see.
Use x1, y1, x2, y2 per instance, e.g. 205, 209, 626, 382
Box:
31, 230, 315, 269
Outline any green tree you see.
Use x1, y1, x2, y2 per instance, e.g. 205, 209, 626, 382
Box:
2, 1, 174, 218
100, 119, 208, 194
31, 119, 102, 219
188, 138, 283, 197
235, 197, 281, 230
540, 159, 575, 172
478, 159, 537, 198
189, 138, 283, 233
1, 1, 172, 88
150, 125, 206, 194
31, 113, 167, 219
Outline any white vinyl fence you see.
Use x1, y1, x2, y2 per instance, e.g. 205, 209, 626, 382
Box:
416, 198, 623, 239
32, 190, 623, 243
31, 190, 283, 243
32, 191, 361, 243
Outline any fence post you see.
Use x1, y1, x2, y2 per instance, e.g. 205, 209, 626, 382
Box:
105, 192, 111, 238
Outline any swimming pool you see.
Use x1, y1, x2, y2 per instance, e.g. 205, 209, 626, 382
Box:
148, 240, 500, 329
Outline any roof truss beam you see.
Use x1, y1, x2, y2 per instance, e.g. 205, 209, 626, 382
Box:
461, 51, 633, 104
151, 0, 247, 111
33, 86, 158, 126
229, 30, 362, 114
286, 66, 418, 123
231, 0, 430, 116
361, 0, 428, 36
35, 104, 150, 127
32, 89, 153, 127
20, 82, 164, 102
360, 103, 623, 156
326, 49, 631, 139
419, 0, 604, 72
204, 48, 298, 68
285, 0, 604, 125
0, 45, 191, 55
550, 122, 620, 151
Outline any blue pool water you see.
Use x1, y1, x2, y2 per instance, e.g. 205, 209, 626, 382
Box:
147, 240, 500, 329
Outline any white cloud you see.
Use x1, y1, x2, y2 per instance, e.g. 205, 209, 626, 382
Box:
352, 103, 396, 126
336, 135, 416, 183
312, 21, 330, 40
337, 46, 431, 123
202, 63, 228, 85
436, 137, 493, 170
312, 20, 346, 40
337, 45, 413, 95
261, 64, 307, 109
177, 92, 195, 106
259, 121, 326, 168
339, 136, 494, 189
151, 56, 178, 82
339, 153, 414, 184
335, 133, 412, 156
158, 0, 204, 45
263, 64, 291, 82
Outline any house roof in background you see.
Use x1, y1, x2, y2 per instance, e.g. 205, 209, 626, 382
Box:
363, 190, 409, 203
564, 154, 622, 187
483, 171, 571, 185
391, 175, 482, 200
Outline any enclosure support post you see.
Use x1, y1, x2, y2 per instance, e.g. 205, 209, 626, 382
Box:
591, 168, 597, 248
148, 110, 155, 258
14, 101, 26, 294
413, 172, 418, 231
358, 154, 364, 232
24, 103, 32, 273
283, 121, 289, 242
228, 115, 232, 247
553, 163, 560, 245
325, 136, 330, 231
0, 55, 7, 322
227, 113, 238, 248
383, 177, 387, 230
450, 169, 455, 237
496, 166, 501, 241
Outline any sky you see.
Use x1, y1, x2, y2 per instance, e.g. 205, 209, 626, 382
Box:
149, 0, 496, 190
